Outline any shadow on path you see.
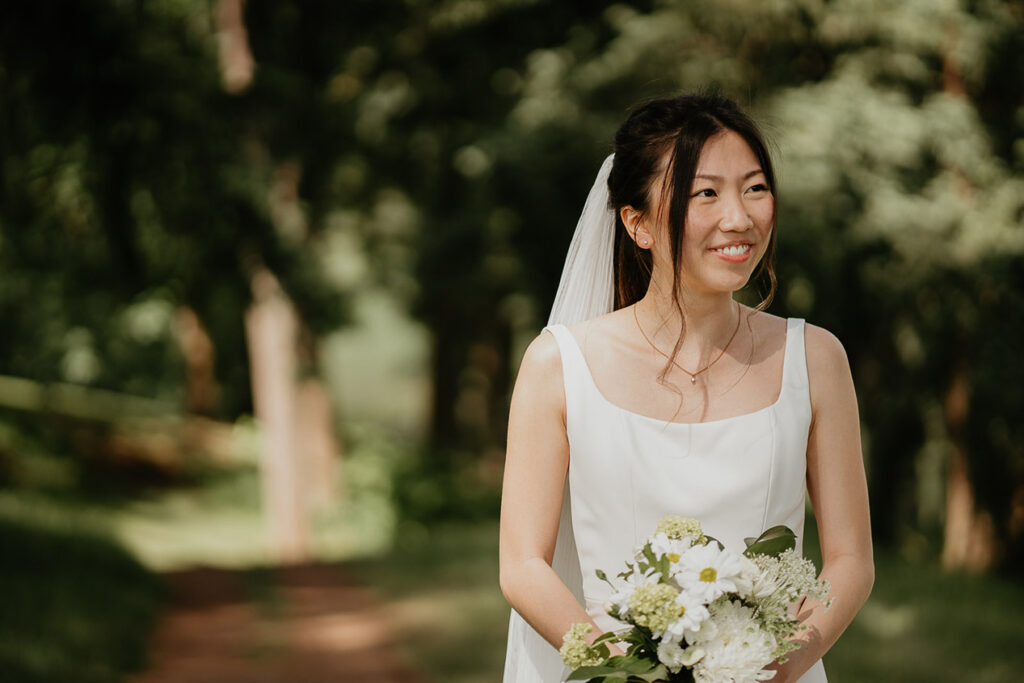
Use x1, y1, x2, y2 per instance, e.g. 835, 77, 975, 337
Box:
130, 563, 428, 683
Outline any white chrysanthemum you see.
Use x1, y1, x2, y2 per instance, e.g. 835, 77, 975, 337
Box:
734, 554, 769, 599
650, 531, 694, 564
691, 600, 778, 683
663, 590, 711, 642
657, 639, 705, 674
677, 543, 746, 602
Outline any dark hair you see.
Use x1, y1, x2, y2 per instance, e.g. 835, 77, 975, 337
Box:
607, 93, 778, 383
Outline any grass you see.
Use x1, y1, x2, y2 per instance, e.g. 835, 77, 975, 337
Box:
0, 494, 162, 683
353, 518, 1024, 683
825, 554, 1024, 683
348, 520, 509, 683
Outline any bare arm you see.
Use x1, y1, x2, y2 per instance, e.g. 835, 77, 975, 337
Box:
770, 324, 875, 681
499, 331, 604, 649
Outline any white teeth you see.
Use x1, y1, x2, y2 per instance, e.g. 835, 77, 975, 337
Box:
713, 244, 751, 256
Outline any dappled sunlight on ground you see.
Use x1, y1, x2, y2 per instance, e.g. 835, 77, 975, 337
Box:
131, 564, 426, 683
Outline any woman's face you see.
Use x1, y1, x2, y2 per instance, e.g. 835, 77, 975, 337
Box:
654, 129, 775, 298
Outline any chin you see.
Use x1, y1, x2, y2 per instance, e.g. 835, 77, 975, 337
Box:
681, 268, 755, 296
714, 274, 755, 293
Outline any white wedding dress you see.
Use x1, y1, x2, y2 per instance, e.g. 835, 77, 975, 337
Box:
502, 317, 827, 683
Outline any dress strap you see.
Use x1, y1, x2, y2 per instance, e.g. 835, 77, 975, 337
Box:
543, 323, 588, 379
781, 318, 810, 399
542, 323, 595, 430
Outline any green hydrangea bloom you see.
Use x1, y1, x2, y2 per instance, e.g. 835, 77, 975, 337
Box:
559, 623, 605, 669
628, 583, 680, 634
656, 515, 705, 543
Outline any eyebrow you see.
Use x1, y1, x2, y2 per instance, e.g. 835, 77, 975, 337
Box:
694, 169, 765, 181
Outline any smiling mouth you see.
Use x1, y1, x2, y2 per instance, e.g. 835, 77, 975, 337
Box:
710, 244, 751, 256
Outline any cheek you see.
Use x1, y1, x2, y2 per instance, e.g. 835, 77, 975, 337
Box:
683, 208, 717, 242
754, 197, 775, 228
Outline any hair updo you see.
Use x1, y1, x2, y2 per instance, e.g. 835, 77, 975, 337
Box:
607, 93, 778, 311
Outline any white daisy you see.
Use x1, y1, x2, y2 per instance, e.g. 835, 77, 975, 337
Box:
677, 542, 746, 602
663, 590, 711, 642
649, 531, 694, 565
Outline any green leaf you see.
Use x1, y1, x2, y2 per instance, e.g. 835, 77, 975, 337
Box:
641, 542, 657, 566
743, 525, 797, 558
605, 654, 657, 673
567, 666, 628, 680
568, 654, 661, 681
657, 554, 670, 578
703, 534, 724, 550
632, 663, 671, 681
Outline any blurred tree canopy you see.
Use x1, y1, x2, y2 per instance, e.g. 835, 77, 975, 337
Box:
1, 0, 1022, 569
0, 1, 346, 417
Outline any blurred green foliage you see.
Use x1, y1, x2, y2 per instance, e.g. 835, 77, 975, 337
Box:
1, 0, 1023, 576
0, 496, 160, 683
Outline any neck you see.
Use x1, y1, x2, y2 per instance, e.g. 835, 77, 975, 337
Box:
634, 282, 738, 355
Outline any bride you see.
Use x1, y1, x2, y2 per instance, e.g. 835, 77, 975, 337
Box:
499, 94, 873, 682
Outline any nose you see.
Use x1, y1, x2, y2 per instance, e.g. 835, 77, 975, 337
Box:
720, 193, 754, 232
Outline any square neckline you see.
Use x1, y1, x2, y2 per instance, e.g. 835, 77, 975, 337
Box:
549, 319, 796, 427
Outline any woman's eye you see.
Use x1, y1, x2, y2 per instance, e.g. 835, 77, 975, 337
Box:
746, 184, 769, 193
692, 188, 716, 198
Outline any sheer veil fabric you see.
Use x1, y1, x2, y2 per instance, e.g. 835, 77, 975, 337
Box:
502, 155, 616, 683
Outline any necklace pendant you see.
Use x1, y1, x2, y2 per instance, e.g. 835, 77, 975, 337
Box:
690, 376, 697, 384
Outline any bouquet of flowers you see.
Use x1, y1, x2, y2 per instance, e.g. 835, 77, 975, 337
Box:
559, 516, 831, 683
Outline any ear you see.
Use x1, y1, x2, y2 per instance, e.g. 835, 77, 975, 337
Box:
620, 206, 654, 249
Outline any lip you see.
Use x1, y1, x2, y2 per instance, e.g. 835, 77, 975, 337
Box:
708, 241, 753, 263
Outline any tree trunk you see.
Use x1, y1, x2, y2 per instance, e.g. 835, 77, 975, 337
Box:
215, 0, 254, 93
941, 359, 996, 571
175, 306, 218, 416
245, 268, 309, 563
295, 376, 341, 512
428, 318, 467, 459
214, 0, 343, 560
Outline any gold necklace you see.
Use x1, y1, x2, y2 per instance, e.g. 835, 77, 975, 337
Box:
633, 301, 741, 384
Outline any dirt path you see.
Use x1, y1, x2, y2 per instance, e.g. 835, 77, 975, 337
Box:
130, 563, 428, 683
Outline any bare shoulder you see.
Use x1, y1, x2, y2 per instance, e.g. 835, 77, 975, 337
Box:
804, 323, 851, 377
513, 328, 566, 415
519, 328, 563, 377
562, 308, 639, 356
739, 307, 788, 360
744, 307, 787, 337
564, 307, 632, 341
803, 322, 856, 414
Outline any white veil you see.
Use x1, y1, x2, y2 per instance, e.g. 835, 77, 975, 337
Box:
502, 154, 617, 683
